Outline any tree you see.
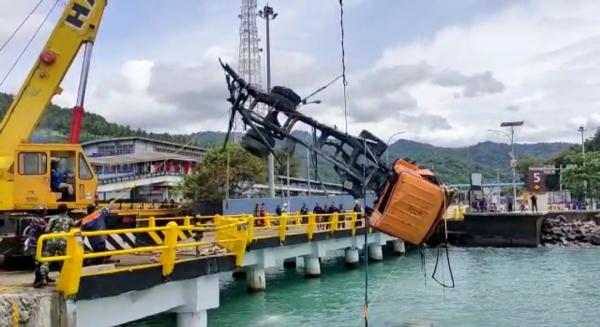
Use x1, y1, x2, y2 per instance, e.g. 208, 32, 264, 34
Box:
561, 151, 600, 201
179, 144, 267, 203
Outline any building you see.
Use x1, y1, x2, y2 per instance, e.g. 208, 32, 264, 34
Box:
82, 137, 206, 202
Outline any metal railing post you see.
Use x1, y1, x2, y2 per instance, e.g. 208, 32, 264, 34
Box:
307, 213, 316, 240
350, 212, 357, 236
160, 222, 178, 278
331, 212, 339, 233
56, 229, 84, 297
279, 213, 287, 243
247, 215, 255, 245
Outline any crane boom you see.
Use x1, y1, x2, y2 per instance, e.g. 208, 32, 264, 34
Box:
219, 60, 457, 245
0, 0, 105, 161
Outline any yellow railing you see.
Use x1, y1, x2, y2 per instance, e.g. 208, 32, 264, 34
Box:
36, 211, 366, 297
36, 217, 246, 297
245, 211, 365, 242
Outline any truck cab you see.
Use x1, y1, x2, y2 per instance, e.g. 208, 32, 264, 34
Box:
11, 144, 97, 211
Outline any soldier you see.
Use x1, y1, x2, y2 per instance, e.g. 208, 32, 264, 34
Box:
23, 207, 52, 288
38, 204, 73, 288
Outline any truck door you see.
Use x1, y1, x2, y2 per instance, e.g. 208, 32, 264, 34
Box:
76, 152, 96, 203
14, 151, 50, 209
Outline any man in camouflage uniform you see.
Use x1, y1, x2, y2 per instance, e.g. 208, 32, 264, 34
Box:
23, 208, 50, 288
37, 204, 73, 288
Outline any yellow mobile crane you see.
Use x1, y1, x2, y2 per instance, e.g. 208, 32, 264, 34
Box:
0, 0, 105, 212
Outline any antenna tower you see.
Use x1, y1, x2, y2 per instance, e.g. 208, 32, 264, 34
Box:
238, 0, 263, 90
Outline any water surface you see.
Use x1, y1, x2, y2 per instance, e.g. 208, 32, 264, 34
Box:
125, 247, 600, 326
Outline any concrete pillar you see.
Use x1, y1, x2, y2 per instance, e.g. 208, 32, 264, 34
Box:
177, 311, 207, 327
368, 244, 383, 261
283, 257, 297, 268
303, 255, 321, 278
345, 247, 359, 267
391, 239, 406, 256
246, 266, 266, 292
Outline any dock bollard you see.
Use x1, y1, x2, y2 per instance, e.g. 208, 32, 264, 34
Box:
391, 239, 406, 256
304, 255, 321, 278
345, 247, 359, 267
368, 244, 383, 261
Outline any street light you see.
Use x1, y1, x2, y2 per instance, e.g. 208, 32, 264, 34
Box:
385, 131, 406, 165
489, 120, 524, 206
578, 126, 586, 165
259, 5, 278, 198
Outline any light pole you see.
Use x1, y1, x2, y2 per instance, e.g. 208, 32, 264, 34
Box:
578, 126, 586, 165
385, 131, 406, 165
578, 126, 587, 205
259, 5, 278, 198
489, 120, 524, 204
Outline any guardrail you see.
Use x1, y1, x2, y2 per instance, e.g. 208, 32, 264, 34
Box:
36, 216, 246, 297
36, 211, 366, 297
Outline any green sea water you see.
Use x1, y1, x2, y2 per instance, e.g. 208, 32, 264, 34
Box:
123, 247, 600, 326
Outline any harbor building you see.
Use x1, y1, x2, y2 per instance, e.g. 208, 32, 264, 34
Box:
82, 137, 206, 201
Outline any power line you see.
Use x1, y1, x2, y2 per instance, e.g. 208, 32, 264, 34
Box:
0, 0, 59, 89
0, 0, 45, 54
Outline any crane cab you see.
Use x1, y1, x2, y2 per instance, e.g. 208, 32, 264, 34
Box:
7, 143, 98, 211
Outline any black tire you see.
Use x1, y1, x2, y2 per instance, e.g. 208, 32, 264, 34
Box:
241, 129, 274, 158
271, 86, 301, 105
267, 92, 297, 113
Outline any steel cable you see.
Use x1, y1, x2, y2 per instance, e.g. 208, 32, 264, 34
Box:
0, 0, 45, 54
0, 0, 59, 89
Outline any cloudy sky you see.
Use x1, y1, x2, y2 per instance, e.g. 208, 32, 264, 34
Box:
1, 0, 600, 146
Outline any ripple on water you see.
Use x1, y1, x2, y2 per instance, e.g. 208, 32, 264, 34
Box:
122, 247, 600, 327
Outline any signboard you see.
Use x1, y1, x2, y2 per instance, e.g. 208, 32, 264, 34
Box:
528, 170, 545, 193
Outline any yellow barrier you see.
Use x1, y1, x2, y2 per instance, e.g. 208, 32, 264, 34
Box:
36, 218, 247, 298
36, 211, 365, 297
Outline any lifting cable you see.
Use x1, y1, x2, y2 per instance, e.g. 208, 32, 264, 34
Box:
0, 0, 59, 89
0, 0, 46, 54
339, 0, 349, 134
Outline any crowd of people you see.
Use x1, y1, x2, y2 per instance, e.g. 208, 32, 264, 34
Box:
251, 201, 364, 227
23, 203, 111, 288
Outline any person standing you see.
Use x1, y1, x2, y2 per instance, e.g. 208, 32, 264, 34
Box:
275, 204, 282, 216
257, 203, 266, 227
24, 208, 52, 288
530, 194, 538, 212
80, 204, 110, 265
39, 204, 73, 288
507, 196, 514, 212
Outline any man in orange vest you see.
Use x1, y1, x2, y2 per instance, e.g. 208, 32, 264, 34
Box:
80, 204, 112, 265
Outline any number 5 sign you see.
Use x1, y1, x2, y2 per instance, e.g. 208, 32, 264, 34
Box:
528, 170, 545, 193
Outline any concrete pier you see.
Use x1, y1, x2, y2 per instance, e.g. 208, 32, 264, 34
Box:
391, 239, 406, 255
177, 311, 207, 327
368, 244, 383, 261
246, 266, 266, 292
345, 247, 359, 266
303, 255, 321, 278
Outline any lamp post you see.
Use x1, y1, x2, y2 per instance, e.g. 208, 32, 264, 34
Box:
384, 131, 406, 165
578, 126, 586, 165
489, 120, 524, 204
578, 126, 587, 205
259, 5, 278, 198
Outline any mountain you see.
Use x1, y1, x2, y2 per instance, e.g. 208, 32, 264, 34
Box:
0, 91, 575, 184
387, 139, 573, 184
